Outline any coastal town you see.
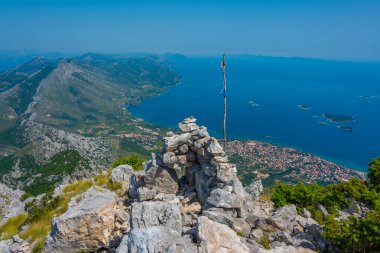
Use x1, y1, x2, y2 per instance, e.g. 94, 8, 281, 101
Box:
226, 140, 366, 186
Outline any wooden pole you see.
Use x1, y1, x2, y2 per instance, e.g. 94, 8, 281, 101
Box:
222, 54, 227, 151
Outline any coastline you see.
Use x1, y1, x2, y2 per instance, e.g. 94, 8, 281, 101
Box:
129, 107, 368, 173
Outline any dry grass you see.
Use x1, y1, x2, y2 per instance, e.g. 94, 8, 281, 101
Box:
20, 179, 93, 252
0, 213, 28, 240
259, 235, 271, 249
7, 170, 121, 253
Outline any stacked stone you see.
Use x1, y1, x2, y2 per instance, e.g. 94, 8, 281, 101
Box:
39, 117, 327, 253
143, 116, 244, 213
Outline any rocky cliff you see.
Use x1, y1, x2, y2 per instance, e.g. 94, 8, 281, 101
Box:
0, 117, 329, 253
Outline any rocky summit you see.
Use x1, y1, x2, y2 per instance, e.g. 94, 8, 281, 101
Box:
1, 117, 328, 253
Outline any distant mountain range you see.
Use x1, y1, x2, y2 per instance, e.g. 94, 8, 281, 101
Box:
0, 53, 180, 195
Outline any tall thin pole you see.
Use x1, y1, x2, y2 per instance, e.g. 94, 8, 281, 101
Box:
221, 54, 227, 151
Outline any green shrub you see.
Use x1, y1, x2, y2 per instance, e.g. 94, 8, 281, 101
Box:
323, 209, 380, 252
272, 178, 379, 214
271, 157, 380, 252
368, 157, 380, 191
112, 153, 145, 171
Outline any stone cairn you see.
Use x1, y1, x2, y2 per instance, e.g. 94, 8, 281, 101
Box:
143, 116, 245, 213
39, 117, 326, 253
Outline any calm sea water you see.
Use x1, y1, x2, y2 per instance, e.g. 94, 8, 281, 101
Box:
129, 56, 380, 171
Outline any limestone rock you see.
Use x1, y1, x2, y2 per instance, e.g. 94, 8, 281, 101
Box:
269, 231, 294, 246
203, 208, 235, 227
164, 133, 192, 152
292, 233, 316, 251
206, 188, 242, 209
130, 201, 182, 233
249, 228, 264, 242
0, 235, 32, 253
258, 245, 317, 253
197, 216, 251, 253
315, 204, 329, 217
154, 193, 180, 204
301, 208, 311, 218
296, 216, 318, 229
183, 116, 197, 124
129, 170, 145, 199
44, 187, 117, 253
195, 170, 213, 205
206, 138, 224, 156
267, 205, 297, 232
245, 179, 263, 201
111, 164, 134, 192
0, 183, 25, 223
144, 164, 178, 194
137, 187, 157, 202
181, 202, 202, 214
179, 122, 199, 133
117, 226, 196, 253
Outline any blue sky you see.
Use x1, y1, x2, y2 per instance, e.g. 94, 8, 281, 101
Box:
0, 0, 379, 60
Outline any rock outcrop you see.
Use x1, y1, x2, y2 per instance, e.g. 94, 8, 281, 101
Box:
111, 164, 134, 192
0, 183, 25, 223
44, 187, 118, 252
197, 216, 253, 253
0, 117, 330, 253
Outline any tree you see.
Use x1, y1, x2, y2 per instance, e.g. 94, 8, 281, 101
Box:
368, 157, 380, 191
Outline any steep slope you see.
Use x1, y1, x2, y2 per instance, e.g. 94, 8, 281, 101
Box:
0, 54, 180, 194
0, 58, 56, 134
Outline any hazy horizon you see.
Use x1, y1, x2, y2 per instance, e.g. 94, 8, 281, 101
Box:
1, 0, 380, 61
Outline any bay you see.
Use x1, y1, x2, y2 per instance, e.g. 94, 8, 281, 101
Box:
129, 56, 380, 171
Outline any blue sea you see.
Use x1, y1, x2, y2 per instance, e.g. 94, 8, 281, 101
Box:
129, 56, 380, 172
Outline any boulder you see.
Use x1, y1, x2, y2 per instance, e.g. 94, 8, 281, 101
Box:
130, 201, 182, 233
249, 228, 264, 242
129, 170, 145, 199
245, 179, 263, 201
111, 164, 134, 192
164, 133, 192, 152
258, 245, 317, 253
137, 187, 157, 201
181, 201, 202, 215
44, 187, 117, 253
292, 233, 316, 251
269, 231, 294, 246
206, 188, 242, 209
195, 170, 214, 205
0, 235, 32, 253
206, 138, 224, 156
202, 208, 235, 227
296, 216, 318, 229
301, 208, 311, 218
116, 226, 196, 253
0, 183, 25, 223
179, 122, 199, 133
197, 216, 251, 253
178, 144, 189, 154
144, 164, 179, 194
216, 164, 238, 183
267, 205, 297, 232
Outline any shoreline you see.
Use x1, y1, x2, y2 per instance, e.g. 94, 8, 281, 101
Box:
129, 109, 368, 174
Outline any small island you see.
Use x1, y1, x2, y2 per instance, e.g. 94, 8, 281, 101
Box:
337, 126, 354, 132
297, 104, 310, 110
358, 95, 376, 99
323, 114, 354, 123
248, 100, 259, 107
